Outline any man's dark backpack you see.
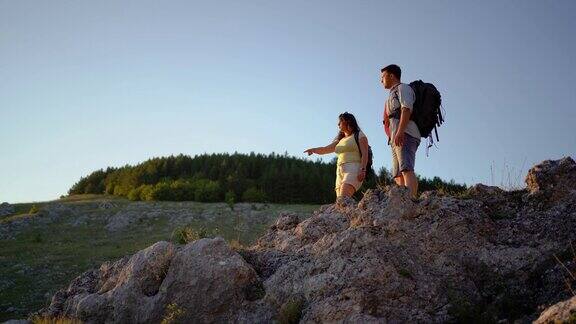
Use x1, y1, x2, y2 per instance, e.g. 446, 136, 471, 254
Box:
353, 132, 373, 173
390, 81, 444, 144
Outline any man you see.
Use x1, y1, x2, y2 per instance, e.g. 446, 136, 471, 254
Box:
381, 64, 420, 199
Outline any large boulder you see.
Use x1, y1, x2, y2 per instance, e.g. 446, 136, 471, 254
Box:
39, 238, 271, 323
526, 156, 576, 202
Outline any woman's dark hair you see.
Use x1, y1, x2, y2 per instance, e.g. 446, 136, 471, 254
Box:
335, 112, 361, 141
381, 64, 401, 80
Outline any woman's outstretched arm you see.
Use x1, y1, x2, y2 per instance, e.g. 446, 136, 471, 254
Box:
304, 141, 337, 156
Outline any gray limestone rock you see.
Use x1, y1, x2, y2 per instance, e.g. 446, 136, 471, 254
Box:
39, 238, 271, 323
534, 295, 576, 324
34, 157, 576, 323
0, 202, 15, 217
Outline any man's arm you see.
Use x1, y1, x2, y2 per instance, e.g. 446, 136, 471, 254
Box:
393, 85, 415, 147
383, 102, 391, 138
393, 107, 411, 147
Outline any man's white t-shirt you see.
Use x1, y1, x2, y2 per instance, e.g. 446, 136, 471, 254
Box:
385, 83, 421, 141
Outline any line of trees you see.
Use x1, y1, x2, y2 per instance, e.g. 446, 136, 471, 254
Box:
67, 152, 467, 204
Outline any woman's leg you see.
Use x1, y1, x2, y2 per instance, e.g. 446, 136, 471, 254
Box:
339, 183, 356, 197
335, 165, 343, 197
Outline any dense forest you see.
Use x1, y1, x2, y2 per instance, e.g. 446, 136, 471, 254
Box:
67, 153, 467, 204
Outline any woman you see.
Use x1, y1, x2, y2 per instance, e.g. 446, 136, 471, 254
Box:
304, 112, 369, 198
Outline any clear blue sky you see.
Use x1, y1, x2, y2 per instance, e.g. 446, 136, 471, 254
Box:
1, 0, 575, 203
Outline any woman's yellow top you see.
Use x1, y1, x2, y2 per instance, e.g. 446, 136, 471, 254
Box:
334, 131, 366, 165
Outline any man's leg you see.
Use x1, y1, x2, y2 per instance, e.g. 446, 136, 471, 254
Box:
391, 145, 403, 186
402, 170, 418, 199
398, 134, 420, 199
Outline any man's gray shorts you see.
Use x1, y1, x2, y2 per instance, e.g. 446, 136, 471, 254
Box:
391, 134, 420, 178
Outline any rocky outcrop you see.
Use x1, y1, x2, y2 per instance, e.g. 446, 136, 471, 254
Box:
40, 238, 271, 323
535, 295, 576, 324
0, 203, 74, 240
526, 157, 576, 193
36, 157, 576, 323
0, 202, 15, 217
526, 157, 576, 205
103, 202, 273, 232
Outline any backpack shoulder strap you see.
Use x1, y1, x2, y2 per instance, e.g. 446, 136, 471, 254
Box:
389, 85, 401, 119
354, 131, 362, 158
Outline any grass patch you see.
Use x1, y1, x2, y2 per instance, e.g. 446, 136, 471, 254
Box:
397, 268, 412, 279
171, 225, 213, 244
161, 303, 185, 324
2, 194, 128, 221
228, 239, 246, 251
1, 213, 38, 224
278, 297, 304, 324
244, 281, 266, 301
29, 205, 40, 214
57, 194, 126, 203
1, 203, 45, 222
0, 217, 170, 321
